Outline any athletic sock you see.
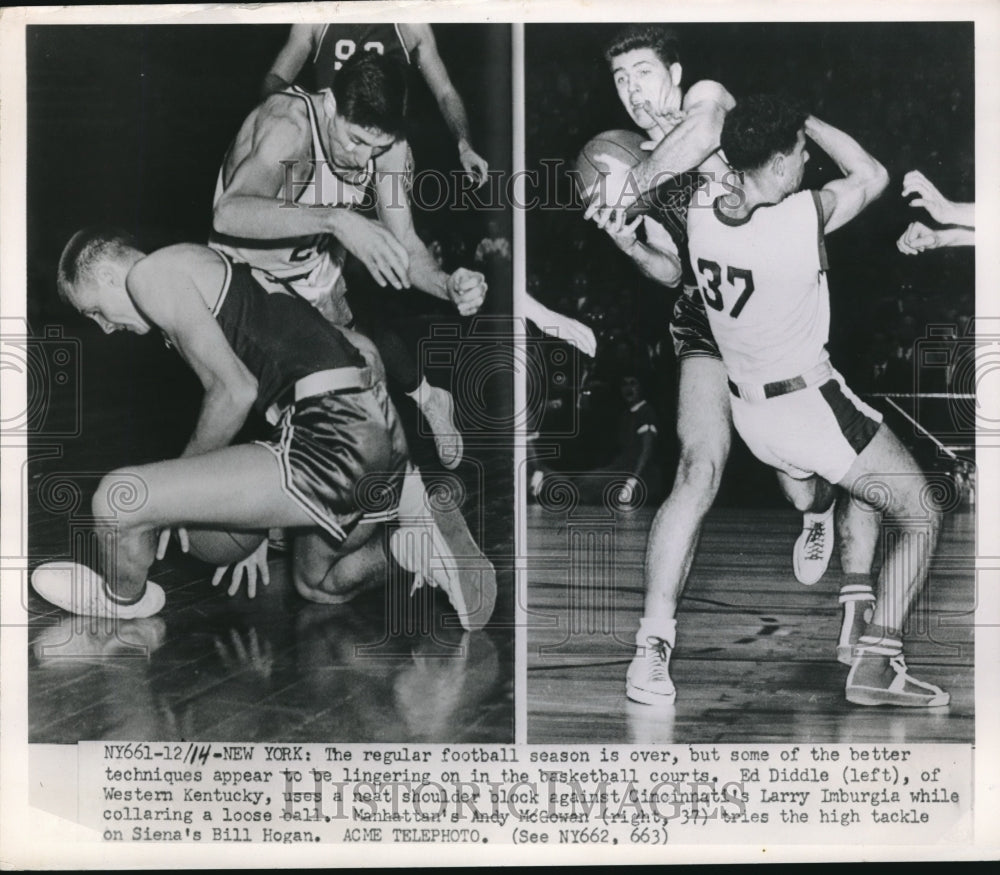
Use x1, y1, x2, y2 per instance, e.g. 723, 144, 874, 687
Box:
104, 580, 148, 606
837, 575, 877, 664
637, 616, 677, 648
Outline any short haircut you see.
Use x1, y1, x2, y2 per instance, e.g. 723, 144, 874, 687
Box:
721, 94, 808, 173
332, 51, 408, 139
604, 25, 681, 68
57, 227, 139, 304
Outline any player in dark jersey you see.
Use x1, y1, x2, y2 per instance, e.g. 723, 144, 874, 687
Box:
30, 232, 497, 631
586, 26, 871, 707
263, 23, 488, 185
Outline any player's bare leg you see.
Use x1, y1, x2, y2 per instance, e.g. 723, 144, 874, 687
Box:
627, 355, 731, 705
32, 445, 318, 618
836, 425, 947, 706
292, 524, 389, 605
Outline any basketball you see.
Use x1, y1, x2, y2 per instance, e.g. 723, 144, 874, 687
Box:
186, 527, 266, 567
574, 129, 647, 204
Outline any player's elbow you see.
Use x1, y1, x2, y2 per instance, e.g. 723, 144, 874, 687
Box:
864, 159, 890, 202
211, 374, 259, 420
212, 198, 242, 238
231, 376, 259, 415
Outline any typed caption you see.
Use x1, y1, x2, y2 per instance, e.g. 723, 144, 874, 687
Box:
83, 742, 972, 846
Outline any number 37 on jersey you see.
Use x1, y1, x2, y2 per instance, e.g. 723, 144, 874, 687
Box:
695, 259, 756, 319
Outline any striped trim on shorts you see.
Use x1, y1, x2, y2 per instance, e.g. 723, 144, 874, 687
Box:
255, 380, 408, 544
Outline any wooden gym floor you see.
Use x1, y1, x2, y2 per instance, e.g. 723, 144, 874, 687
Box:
527, 503, 974, 744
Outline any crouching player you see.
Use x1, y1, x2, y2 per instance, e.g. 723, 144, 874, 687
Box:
31, 231, 496, 631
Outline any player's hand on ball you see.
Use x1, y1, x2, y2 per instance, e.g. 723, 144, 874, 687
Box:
605, 213, 643, 251
212, 539, 270, 598
446, 268, 487, 316
459, 143, 489, 189
330, 211, 411, 290
156, 526, 189, 560
897, 221, 941, 255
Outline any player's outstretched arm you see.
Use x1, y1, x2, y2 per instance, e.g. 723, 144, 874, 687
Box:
127, 246, 258, 458
523, 295, 597, 358
375, 141, 487, 316
897, 220, 974, 254
261, 24, 316, 99
806, 115, 889, 233
902, 170, 974, 229
610, 215, 684, 287
404, 24, 489, 187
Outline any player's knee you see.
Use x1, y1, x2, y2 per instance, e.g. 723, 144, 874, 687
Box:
91, 468, 149, 526
293, 558, 361, 601
675, 446, 725, 502
883, 471, 943, 532
785, 487, 818, 513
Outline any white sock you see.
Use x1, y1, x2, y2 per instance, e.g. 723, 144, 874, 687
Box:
637, 616, 677, 648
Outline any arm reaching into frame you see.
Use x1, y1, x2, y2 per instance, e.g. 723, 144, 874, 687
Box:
404, 24, 489, 187
261, 24, 318, 99
523, 295, 597, 358
902, 170, 974, 229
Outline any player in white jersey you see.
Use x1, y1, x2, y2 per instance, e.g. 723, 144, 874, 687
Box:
688, 93, 948, 707
211, 83, 372, 326
582, 26, 847, 708
212, 51, 486, 469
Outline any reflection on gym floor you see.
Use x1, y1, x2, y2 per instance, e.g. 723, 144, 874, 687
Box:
29, 555, 509, 744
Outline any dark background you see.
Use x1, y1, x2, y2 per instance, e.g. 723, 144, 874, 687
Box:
526, 22, 975, 500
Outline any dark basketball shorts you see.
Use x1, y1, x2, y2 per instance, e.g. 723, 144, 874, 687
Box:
255, 379, 409, 544
670, 287, 722, 360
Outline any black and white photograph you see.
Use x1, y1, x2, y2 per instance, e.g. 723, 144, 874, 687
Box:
1, 0, 998, 867
22, 21, 514, 744
525, 21, 977, 744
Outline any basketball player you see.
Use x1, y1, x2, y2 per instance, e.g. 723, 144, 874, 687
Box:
262, 22, 489, 186
212, 51, 486, 470
587, 26, 846, 706
687, 94, 947, 706
31, 231, 497, 632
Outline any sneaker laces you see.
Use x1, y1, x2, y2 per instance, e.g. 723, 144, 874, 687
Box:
643, 636, 671, 682
804, 521, 826, 560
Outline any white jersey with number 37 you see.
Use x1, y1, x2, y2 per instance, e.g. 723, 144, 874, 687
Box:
687, 189, 831, 385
